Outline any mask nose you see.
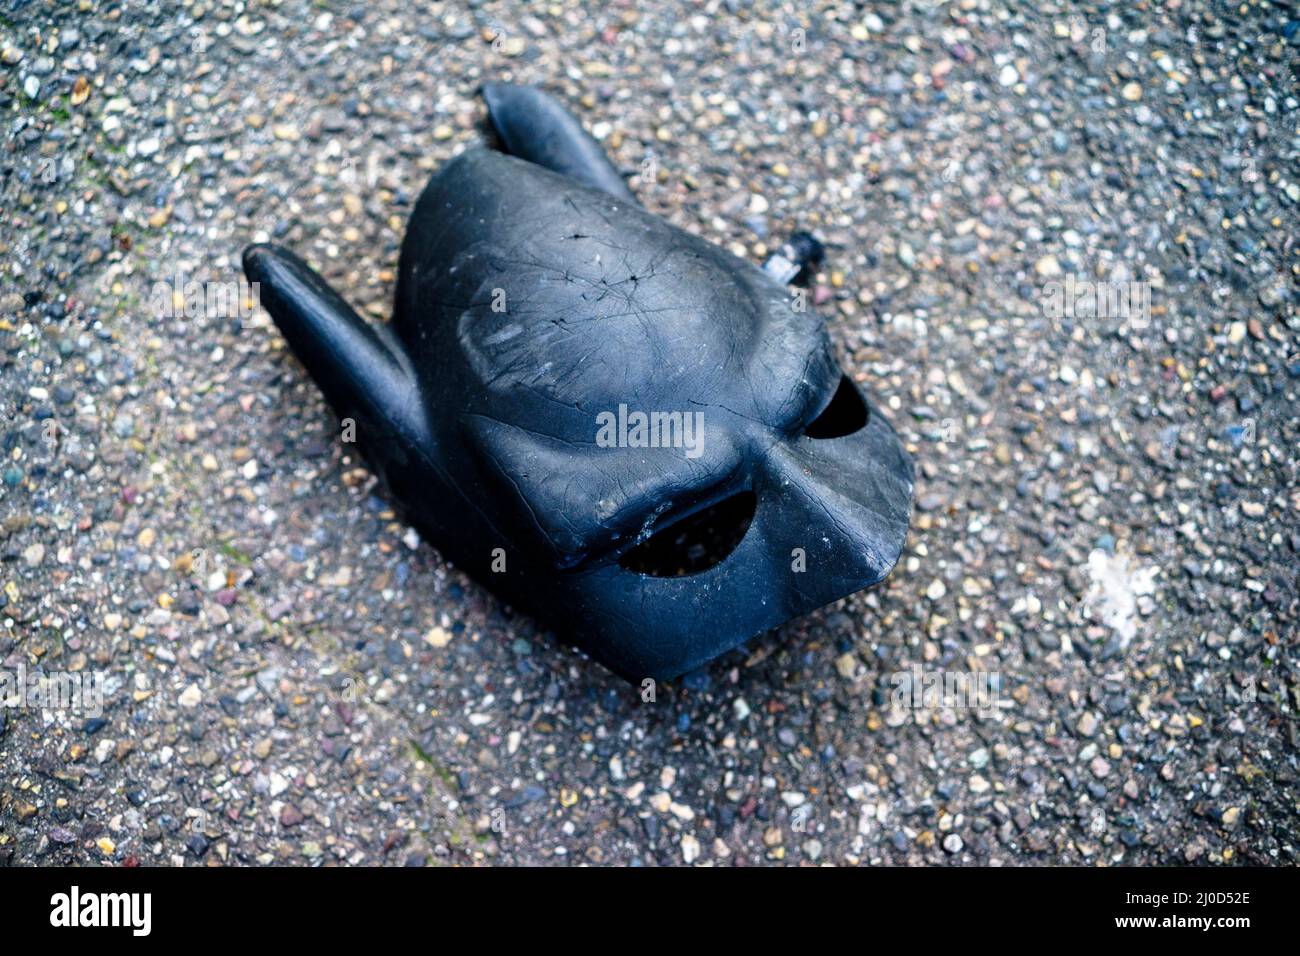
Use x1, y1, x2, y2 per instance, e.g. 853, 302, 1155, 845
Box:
755, 398, 914, 591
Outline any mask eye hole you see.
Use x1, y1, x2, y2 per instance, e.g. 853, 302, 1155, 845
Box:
618, 491, 757, 577
803, 374, 869, 439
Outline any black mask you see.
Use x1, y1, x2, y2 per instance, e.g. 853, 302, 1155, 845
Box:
244, 84, 913, 682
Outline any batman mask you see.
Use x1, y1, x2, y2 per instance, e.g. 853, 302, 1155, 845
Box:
243, 83, 913, 682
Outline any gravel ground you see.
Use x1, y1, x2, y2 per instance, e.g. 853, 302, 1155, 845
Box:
1, 0, 1297, 867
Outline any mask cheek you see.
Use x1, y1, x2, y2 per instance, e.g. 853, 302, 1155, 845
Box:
562, 498, 781, 680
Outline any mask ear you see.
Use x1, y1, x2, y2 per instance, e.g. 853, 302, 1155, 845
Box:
243, 244, 428, 445
482, 83, 638, 205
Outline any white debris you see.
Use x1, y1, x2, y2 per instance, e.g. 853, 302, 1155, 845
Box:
681, 833, 700, 864
1083, 549, 1158, 647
